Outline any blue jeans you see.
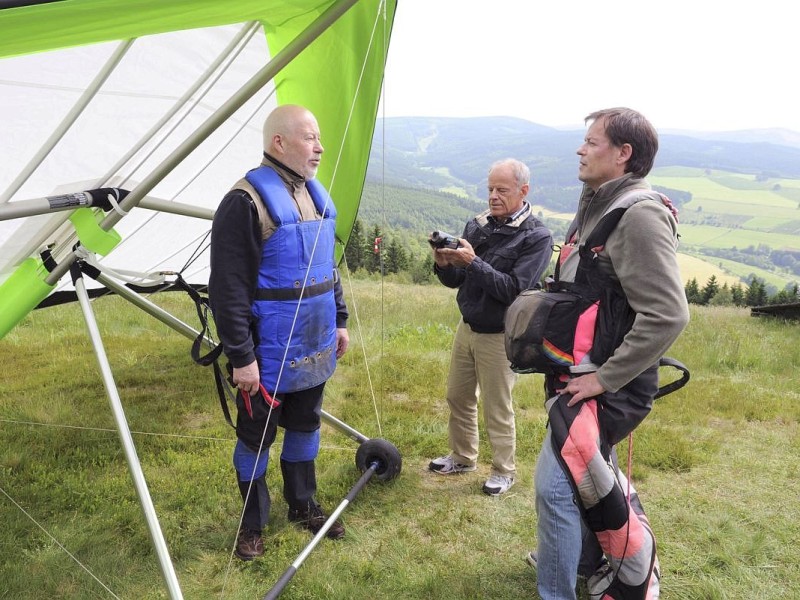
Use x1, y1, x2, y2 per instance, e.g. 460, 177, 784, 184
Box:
534, 429, 603, 600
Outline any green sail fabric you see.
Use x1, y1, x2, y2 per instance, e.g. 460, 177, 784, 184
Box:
0, 0, 396, 338
269, 1, 396, 256
0, 1, 331, 59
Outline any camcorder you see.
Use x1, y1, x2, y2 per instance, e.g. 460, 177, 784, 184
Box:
428, 230, 460, 249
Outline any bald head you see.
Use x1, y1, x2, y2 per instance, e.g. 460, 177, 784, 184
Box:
263, 104, 324, 179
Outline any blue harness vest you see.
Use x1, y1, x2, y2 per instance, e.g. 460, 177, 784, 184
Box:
245, 166, 338, 394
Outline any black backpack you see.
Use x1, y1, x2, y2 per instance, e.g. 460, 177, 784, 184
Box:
504, 205, 631, 376
504, 192, 689, 397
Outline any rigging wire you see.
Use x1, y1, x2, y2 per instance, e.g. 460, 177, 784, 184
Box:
3, 6, 392, 598
379, 0, 388, 425
15, 23, 259, 279
1, 24, 266, 599
0, 417, 355, 452
220, 1, 389, 594
51, 24, 271, 293
111, 24, 261, 191
0, 485, 122, 600
63, 84, 278, 293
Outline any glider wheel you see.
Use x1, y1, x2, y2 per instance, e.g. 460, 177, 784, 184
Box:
355, 438, 402, 481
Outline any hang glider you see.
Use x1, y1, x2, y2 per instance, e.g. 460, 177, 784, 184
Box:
0, 0, 396, 338
0, 1, 397, 598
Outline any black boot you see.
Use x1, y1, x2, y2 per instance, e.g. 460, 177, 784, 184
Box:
237, 472, 270, 531
282, 459, 344, 539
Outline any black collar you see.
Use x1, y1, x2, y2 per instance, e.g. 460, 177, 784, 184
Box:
262, 152, 305, 181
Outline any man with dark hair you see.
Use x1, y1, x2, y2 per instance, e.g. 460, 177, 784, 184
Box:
209, 104, 349, 561
529, 108, 689, 599
428, 158, 553, 496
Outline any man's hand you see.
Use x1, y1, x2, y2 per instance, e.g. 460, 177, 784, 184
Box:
233, 361, 260, 396
432, 246, 450, 267
336, 327, 349, 358
437, 238, 476, 267
562, 372, 606, 406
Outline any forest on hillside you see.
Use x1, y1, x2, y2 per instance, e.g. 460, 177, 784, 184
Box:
354, 117, 800, 300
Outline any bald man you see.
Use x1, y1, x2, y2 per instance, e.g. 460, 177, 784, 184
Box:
209, 105, 349, 560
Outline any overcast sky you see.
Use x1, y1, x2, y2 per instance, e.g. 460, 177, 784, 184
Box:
380, 0, 799, 133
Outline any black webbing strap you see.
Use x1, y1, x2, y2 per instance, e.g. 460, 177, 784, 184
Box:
254, 277, 334, 301
172, 274, 236, 429
655, 356, 691, 399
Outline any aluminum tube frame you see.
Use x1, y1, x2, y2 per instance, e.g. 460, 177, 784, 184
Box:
45, 0, 362, 286
73, 270, 183, 600
0, 194, 215, 222
4, 24, 256, 273
95, 270, 369, 438
100, 22, 260, 187
262, 463, 378, 600
0, 40, 134, 204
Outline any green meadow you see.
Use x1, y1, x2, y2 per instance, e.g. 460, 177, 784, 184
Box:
648, 167, 800, 290
1, 278, 799, 599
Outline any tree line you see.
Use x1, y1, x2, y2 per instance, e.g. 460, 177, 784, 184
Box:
343, 219, 436, 284
345, 219, 800, 307
684, 275, 800, 307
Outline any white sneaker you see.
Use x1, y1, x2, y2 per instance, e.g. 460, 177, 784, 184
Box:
482, 474, 515, 495
428, 455, 477, 475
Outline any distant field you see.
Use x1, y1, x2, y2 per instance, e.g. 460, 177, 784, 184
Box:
703, 256, 793, 289
676, 223, 800, 251
466, 168, 799, 290
529, 204, 574, 222
650, 167, 800, 275
681, 197, 799, 220
676, 253, 740, 287
439, 185, 470, 198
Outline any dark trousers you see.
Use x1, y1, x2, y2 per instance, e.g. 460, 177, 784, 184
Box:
236, 383, 325, 532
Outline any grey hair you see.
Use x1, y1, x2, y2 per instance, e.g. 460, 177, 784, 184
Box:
489, 158, 530, 187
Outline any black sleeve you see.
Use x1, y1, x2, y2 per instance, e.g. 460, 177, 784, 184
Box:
334, 274, 348, 328
208, 189, 262, 368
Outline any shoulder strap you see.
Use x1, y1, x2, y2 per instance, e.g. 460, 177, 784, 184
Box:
245, 166, 300, 225
578, 188, 660, 262
233, 177, 271, 241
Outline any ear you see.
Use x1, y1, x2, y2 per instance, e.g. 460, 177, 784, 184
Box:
520, 183, 530, 197
272, 133, 285, 154
617, 143, 633, 164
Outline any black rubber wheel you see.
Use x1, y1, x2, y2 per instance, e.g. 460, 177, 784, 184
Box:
355, 438, 402, 481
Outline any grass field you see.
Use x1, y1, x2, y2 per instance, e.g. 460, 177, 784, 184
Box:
675, 254, 741, 287
1, 278, 799, 599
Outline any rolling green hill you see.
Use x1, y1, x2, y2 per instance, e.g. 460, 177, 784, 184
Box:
358, 117, 800, 292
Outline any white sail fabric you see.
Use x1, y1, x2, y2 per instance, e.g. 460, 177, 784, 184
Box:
0, 24, 275, 290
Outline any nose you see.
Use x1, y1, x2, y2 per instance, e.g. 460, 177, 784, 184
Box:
316, 141, 324, 154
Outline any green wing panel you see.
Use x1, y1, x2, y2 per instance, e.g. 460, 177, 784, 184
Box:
265, 0, 396, 259
0, 0, 314, 58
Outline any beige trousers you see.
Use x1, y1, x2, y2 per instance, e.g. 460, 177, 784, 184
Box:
445, 319, 518, 477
